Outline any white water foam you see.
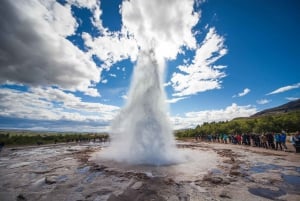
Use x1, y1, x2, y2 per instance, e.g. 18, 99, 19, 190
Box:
101, 50, 182, 165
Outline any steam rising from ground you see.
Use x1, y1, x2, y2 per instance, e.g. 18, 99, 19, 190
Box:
100, 0, 199, 165
102, 50, 182, 165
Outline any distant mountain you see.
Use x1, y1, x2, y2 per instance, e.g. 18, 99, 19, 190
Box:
252, 99, 300, 117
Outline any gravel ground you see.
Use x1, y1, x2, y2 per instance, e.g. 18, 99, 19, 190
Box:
0, 141, 299, 201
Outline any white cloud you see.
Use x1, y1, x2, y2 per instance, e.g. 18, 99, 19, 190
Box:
82, 31, 139, 68
286, 97, 299, 101
233, 88, 250, 97
166, 97, 188, 104
267, 83, 300, 95
69, 1, 139, 69
170, 103, 257, 130
84, 88, 101, 97
0, 0, 102, 96
101, 79, 108, 84
256, 99, 270, 105
121, 0, 199, 61
0, 87, 119, 123
109, 74, 117, 78
121, 95, 128, 100
67, 0, 98, 9
171, 28, 227, 97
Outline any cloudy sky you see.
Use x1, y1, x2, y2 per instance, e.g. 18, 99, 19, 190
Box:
0, 0, 299, 132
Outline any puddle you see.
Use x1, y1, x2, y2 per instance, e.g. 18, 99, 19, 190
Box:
250, 163, 283, 173
210, 168, 223, 174
281, 174, 300, 195
77, 166, 90, 174
83, 172, 102, 183
283, 174, 300, 186
248, 187, 286, 199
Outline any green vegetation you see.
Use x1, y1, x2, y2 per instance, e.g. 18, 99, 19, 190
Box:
175, 111, 300, 138
0, 130, 108, 146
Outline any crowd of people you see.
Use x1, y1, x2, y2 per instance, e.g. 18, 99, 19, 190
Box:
195, 131, 300, 153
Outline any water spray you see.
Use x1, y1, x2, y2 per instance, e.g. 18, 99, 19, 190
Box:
103, 49, 181, 165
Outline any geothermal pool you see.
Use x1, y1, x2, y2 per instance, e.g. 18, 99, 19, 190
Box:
0, 141, 299, 201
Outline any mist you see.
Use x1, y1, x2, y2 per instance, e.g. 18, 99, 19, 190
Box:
101, 50, 182, 165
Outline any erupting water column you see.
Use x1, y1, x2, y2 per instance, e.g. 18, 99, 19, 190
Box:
104, 49, 181, 165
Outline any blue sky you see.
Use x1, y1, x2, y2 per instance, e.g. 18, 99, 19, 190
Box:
0, 0, 299, 131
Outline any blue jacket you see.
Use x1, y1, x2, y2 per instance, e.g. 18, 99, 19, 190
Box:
280, 133, 286, 142
274, 134, 280, 142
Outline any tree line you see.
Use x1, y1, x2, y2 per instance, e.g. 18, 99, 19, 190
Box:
0, 131, 109, 146
175, 111, 300, 138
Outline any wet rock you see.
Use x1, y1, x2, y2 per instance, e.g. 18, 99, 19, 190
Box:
17, 194, 26, 201
91, 164, 107, 171
203, 175, 223, 184
231, 164, 240, 170
217, 149, 234, 157
229, 170, 241, 176
123, 171, 149, 180
221, 178, 231, 185
126, 178, 136, 187
111, 190, 124, 197
178, 192, 190, 201
32, 169, 52, 174
219, 191, 231, 199
66, 148, 78, 152
211, 177, 223, 184
45, 176, 57, 184
164, 178, 175, 185
104, 167, 120, 174
223, 159, 235, 164
250, 173, 282, 184
131, 181, 143, 190
227, 176, 238, 182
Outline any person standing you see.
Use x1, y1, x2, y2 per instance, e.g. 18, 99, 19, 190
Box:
280, 131, 288, 151
261, 134, 268, 149
267, 132, 275, 149
275, 133, 282, 150
291, 131, 300, 153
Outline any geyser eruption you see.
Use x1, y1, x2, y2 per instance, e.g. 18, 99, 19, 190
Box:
104, 49, 181, 165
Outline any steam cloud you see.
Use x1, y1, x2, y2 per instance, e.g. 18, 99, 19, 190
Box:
102, 50, 180, 165
99, 0, 200, 165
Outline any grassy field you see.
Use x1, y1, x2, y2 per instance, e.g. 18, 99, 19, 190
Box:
0, 129, 108, 146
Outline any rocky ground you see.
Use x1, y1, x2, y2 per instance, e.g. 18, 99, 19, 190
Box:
0, 141, 299, 201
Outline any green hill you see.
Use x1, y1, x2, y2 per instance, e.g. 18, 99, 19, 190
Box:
252, 99, 300, 117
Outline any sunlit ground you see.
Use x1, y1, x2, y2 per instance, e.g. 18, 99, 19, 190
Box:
0, 141, 299, 201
